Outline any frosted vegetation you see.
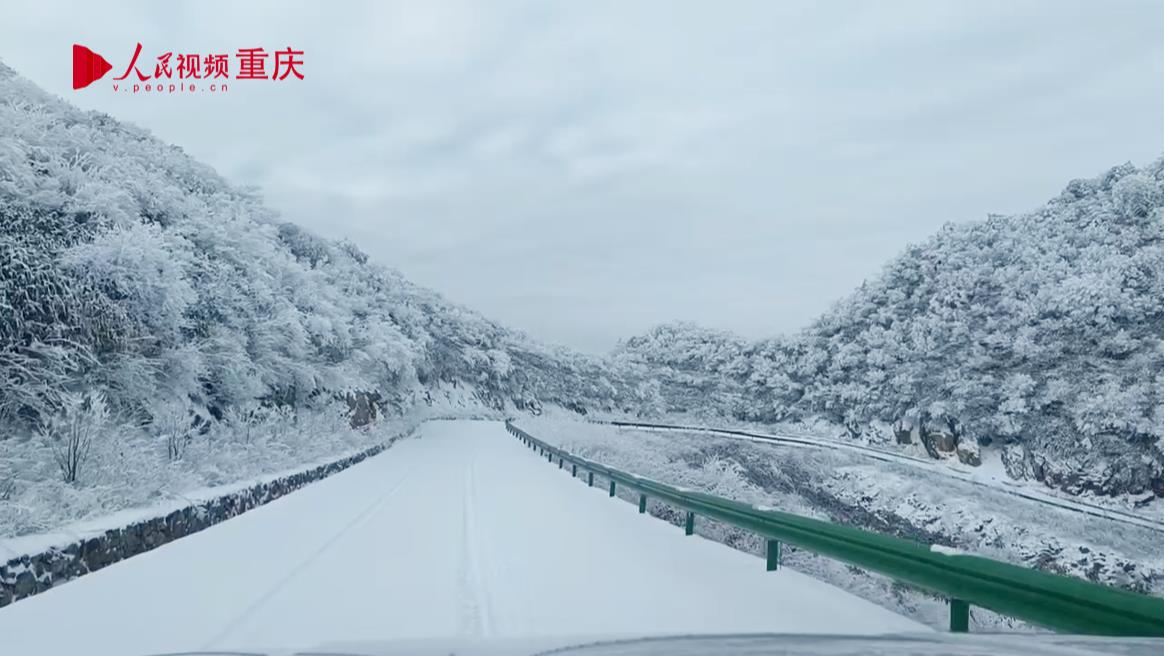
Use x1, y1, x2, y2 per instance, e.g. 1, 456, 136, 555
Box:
519, 416, 1164, 629
614, 163, 1164, 499
0, 62, 651, 538
0, 400, 409, 539
0, 63, 641, 428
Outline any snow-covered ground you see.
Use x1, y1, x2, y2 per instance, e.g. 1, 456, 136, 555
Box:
0, 420, 923, 656
518, 417, 1164, 630
0, 383, 505, 546
0, 405, 414, 540
600, 420, 1164, 532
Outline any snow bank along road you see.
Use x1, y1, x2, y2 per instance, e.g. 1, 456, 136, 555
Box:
0, 420, 924, 656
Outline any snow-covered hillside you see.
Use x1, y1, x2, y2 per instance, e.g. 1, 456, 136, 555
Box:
617, 161, 1164, 499
0, 62, 646, 425
0, 62, 653, 537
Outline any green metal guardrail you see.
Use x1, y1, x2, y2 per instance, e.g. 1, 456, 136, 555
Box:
505, 420, 1164, 636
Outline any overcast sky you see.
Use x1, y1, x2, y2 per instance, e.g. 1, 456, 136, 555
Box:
4, 1, 1164, 352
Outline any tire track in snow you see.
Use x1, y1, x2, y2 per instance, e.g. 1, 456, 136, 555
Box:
458, 457, 495, 637
201, 470, 413, 649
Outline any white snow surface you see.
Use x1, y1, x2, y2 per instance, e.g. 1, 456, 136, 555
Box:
0, 420, 924, 655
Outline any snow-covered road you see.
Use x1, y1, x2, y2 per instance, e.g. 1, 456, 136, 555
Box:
0, 420, 924, 655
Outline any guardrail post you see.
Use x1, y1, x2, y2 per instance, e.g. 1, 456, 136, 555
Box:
588, 472, 594, 487
949, 599, 969, 633
558, 457, 564, 469
766, 539, 781, 571
609, 480, 616, 497
638, 493, 647, 513
572, 463, 577, 477
547, 452, 552, 463
684, 511, 695, 535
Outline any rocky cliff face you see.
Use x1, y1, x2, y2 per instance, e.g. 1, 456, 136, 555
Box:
1002, 432, 1164, 500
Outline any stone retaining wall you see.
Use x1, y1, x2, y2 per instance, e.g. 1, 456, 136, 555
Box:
0, 439, 397, 608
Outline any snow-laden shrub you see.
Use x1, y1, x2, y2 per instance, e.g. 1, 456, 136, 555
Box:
39, 391, 108, 484
147, 397, 195, 462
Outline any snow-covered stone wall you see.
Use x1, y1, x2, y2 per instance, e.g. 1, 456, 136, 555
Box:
0, 441, 393, 608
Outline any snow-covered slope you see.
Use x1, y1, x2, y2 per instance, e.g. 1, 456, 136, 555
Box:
617, 161, 1164, 499
0, 421, 923, 656
0, 60, 642, 436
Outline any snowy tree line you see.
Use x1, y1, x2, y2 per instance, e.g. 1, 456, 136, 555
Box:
616, 160, 1164, 498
